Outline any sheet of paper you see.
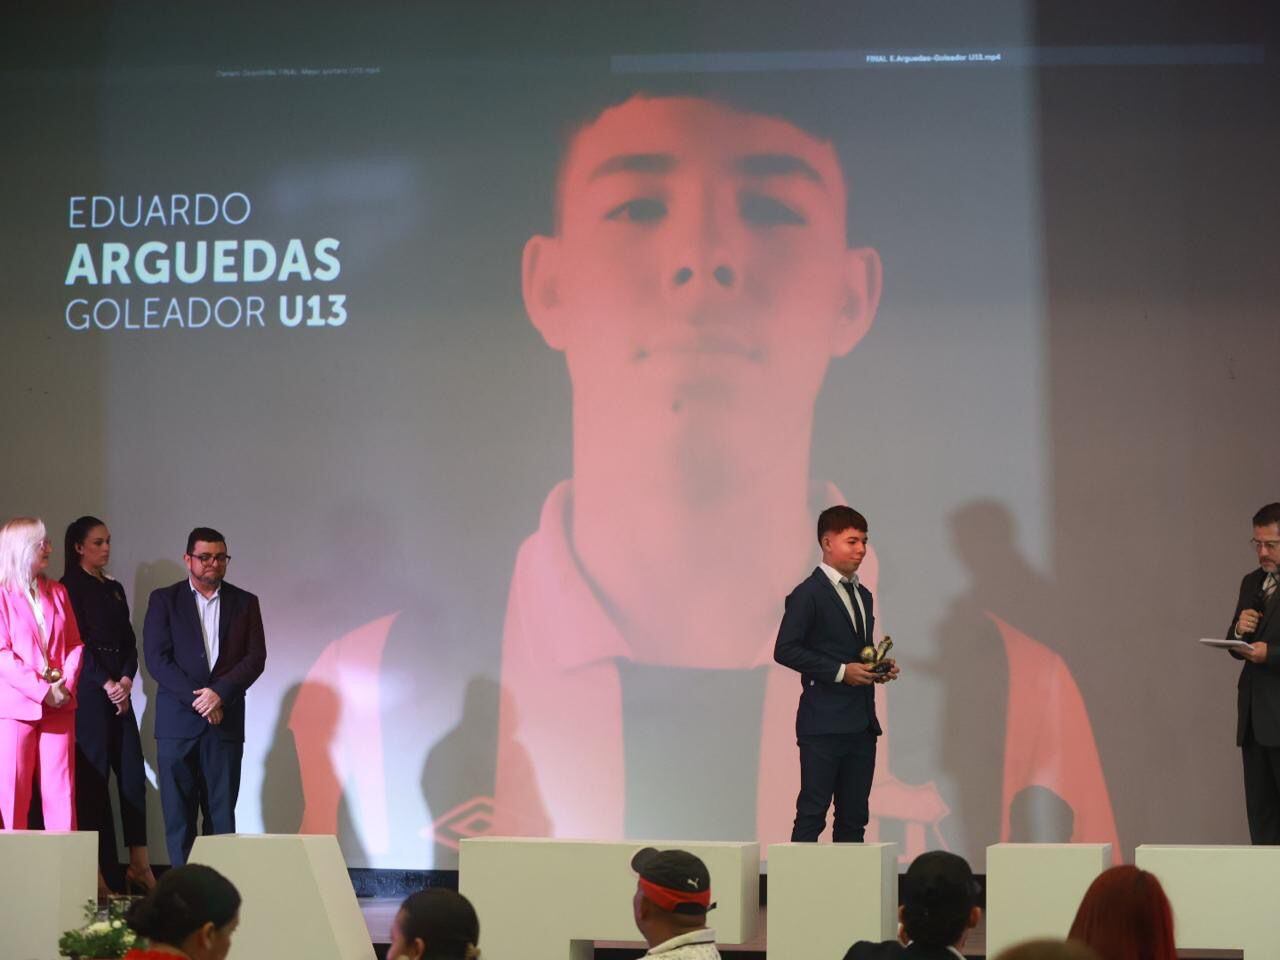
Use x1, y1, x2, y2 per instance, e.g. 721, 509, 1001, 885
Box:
1200, 637, 1253, 651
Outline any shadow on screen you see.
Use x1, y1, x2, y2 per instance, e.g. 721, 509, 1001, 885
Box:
261, 683, 309, 833
1009, 784, 1073, 842
422, 675, 549, 865
262, 680, 368, 864
132, 558, 185, 863
930, 500, 1071, 849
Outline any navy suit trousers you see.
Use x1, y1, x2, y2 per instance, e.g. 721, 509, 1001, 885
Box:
157, 729, 242, 866
792, 730, 877, 842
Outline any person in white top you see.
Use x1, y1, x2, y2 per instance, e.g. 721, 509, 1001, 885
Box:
631, 847, 722, 960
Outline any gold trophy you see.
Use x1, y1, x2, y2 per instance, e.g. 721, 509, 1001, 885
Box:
42, 665, 63, 683
860, 635, 894, 675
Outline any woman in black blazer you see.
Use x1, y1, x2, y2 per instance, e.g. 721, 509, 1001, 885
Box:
61, 516, 156, 896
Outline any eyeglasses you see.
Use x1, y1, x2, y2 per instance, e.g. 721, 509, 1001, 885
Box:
1251, 539, 1280, 552
190, 553, 231, 565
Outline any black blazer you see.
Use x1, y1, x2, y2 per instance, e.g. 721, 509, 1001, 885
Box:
143, 579, 266, 742
61, 565, 138, 686
845, 941, 961, 960
774, 567, 881, 737
1230, 568, 1280, 746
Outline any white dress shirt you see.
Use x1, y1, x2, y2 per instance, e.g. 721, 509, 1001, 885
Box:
24, 581, 51, 672
820, 562, 868, 683
191, 581, 221, 668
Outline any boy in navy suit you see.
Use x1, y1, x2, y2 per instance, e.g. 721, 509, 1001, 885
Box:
775, 505, 898, 842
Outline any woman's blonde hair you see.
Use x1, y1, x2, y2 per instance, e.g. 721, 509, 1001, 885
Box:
0, 517, 47, 592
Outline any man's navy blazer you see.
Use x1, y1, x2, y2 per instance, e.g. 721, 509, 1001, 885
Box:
143, 579, 266, 742
774, 567, 882, 738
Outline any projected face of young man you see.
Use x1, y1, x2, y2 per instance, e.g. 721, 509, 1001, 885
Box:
518, 93, 882, 667
524, 96, 881, 472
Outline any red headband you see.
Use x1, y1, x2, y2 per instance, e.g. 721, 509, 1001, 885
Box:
638, 877, 712, 913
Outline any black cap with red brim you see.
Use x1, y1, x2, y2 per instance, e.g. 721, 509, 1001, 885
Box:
631, 847, 717, 915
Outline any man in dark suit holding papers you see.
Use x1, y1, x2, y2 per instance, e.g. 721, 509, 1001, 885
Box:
774, 505, 898, 842
1228, 502, 1280, 844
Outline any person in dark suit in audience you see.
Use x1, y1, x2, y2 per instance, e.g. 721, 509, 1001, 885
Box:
844, 850, 982, 960
774, 505, 898, 842
143, 526, 266, 866
61, 515, 156, 896
1225, 501, 1280, 844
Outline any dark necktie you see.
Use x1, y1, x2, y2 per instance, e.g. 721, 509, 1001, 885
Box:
841, 579, 866, 641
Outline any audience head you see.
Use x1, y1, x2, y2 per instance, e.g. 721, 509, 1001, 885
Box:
994, 939, 1102, 960
64, 514, 108, 577
0, 516, 49, 591
389, 888, 480, 960
631, 847, 716, 947
1068, 865, 1176, 960
125, 864, 241, 960
900, 850, 982, 948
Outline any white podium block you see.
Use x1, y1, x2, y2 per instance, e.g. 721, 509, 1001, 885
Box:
1137, 844, 1280, 959
460, 837, 758, 960
189, 834, 373, 960
0, 831, 96, 960
767, 842, 898, 960
985, 843, 1111, 957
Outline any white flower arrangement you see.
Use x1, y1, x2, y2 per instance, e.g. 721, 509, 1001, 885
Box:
58, 899, 138, 959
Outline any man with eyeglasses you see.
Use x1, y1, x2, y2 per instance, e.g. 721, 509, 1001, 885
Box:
143, 526, 266, 865
1228, 502, 1280, 844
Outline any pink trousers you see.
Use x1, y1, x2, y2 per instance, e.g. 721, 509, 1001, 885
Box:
0, 708, 76, 830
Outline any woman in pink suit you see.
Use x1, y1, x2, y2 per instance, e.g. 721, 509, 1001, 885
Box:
0, 516, 83, 829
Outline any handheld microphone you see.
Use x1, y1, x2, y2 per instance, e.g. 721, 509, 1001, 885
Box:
1251, 583, 1270, 615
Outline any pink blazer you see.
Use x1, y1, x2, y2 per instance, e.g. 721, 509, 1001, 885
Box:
0, 578, 84, 721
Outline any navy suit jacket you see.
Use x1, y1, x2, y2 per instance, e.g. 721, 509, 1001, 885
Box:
143, 579, 266, 742
774, 567, 882, 738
